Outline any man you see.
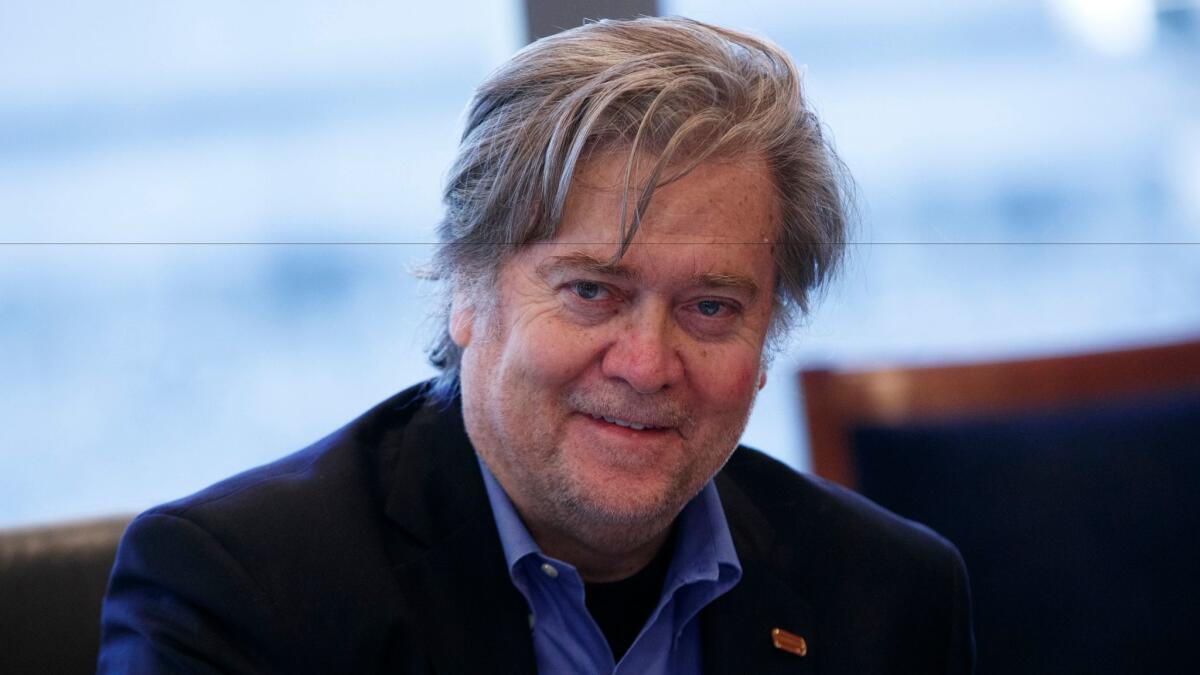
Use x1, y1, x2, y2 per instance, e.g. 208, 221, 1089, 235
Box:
99, 17, 973, 674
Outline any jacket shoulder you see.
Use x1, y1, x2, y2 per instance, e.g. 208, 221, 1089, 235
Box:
149, 382, 430, 525
101, 383, 436, 673
721, 446, 962, 564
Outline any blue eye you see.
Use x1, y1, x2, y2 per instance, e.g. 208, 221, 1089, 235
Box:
697, 300, 722, 316
573, 281, 602, 300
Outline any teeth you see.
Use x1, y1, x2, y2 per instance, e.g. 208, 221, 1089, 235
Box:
591, 414, 656, 431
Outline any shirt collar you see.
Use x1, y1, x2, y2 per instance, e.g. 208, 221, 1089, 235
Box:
665, 472, 741, 588
479, 458, 543, 570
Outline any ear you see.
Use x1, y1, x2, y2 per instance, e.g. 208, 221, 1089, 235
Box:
757, 369, 768, 391
449, 295, 475, 348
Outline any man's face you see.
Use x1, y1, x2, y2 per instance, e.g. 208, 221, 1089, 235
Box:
455, 152, 778, 555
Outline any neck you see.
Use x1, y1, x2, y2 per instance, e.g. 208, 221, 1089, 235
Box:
530, 520, 674, 582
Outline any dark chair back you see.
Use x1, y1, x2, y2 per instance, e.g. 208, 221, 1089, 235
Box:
0, 515, 133, 674
854, 391, 1200, 674
799, 338, 1200, 675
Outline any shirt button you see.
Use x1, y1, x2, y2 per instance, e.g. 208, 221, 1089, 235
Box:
540, 562, 559, 578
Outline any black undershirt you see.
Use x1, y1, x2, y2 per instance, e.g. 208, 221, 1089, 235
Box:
583, 530, 676, 663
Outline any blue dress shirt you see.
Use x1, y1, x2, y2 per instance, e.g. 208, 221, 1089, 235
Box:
479, 461, 743, 675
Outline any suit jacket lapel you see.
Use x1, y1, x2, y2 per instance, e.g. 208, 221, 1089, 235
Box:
389, 518, 535, 675
368, 392, 819, 675
703, 467, 819, 674
377, 394, 537, 675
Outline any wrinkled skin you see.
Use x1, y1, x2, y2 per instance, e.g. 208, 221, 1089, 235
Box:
455, 153, 779, 581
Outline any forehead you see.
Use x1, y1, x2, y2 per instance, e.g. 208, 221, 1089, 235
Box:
512, 153, 779, 299
557, 152, 779, 246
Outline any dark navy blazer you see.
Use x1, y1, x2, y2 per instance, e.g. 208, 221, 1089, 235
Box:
98, 382, 974, 674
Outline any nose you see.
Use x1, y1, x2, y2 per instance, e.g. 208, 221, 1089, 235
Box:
599, 303, 684, 394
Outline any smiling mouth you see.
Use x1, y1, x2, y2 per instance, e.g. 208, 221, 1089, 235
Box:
588, 413, 665, 431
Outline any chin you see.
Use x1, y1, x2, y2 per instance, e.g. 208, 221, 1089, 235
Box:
563, 473, 695, 532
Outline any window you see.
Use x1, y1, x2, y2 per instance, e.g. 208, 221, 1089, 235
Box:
0, 1, 522, 525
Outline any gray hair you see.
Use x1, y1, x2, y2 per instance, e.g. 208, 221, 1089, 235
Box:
426, 16, 851, 400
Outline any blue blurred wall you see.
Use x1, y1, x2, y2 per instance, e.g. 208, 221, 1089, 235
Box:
2, 0, 1198, 526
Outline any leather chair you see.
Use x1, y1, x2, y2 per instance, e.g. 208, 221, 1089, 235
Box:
798, 338, 1200, 675
0, 514, 134, 674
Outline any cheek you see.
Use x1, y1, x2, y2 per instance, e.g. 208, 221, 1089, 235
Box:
505, 320, 606, 386
688, 351, 761, 409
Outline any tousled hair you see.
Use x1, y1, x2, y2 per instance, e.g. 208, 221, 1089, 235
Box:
426, 16, 852, 400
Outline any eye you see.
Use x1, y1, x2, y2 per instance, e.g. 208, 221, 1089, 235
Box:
560, 280, 618, 323
572, 280, 604, 300
681, 298, 743, 337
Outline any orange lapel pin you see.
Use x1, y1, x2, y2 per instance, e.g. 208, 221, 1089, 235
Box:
771, 627, 808, 657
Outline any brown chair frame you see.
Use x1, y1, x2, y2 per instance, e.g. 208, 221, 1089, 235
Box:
799, 336, 1200, 490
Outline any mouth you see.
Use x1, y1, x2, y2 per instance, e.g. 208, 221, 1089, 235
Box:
587, 413, 665, 431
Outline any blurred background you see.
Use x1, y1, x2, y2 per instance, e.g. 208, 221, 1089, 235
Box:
2, 0, 1198, 528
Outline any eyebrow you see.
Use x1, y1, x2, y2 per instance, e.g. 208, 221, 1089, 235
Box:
538, 252, 760, 300
696, 272, 760, 299
538, 253, 635, 280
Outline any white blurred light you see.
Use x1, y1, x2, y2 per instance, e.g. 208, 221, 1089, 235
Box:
1049, 0, 1156, 57
1167, 121, 1200, 236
